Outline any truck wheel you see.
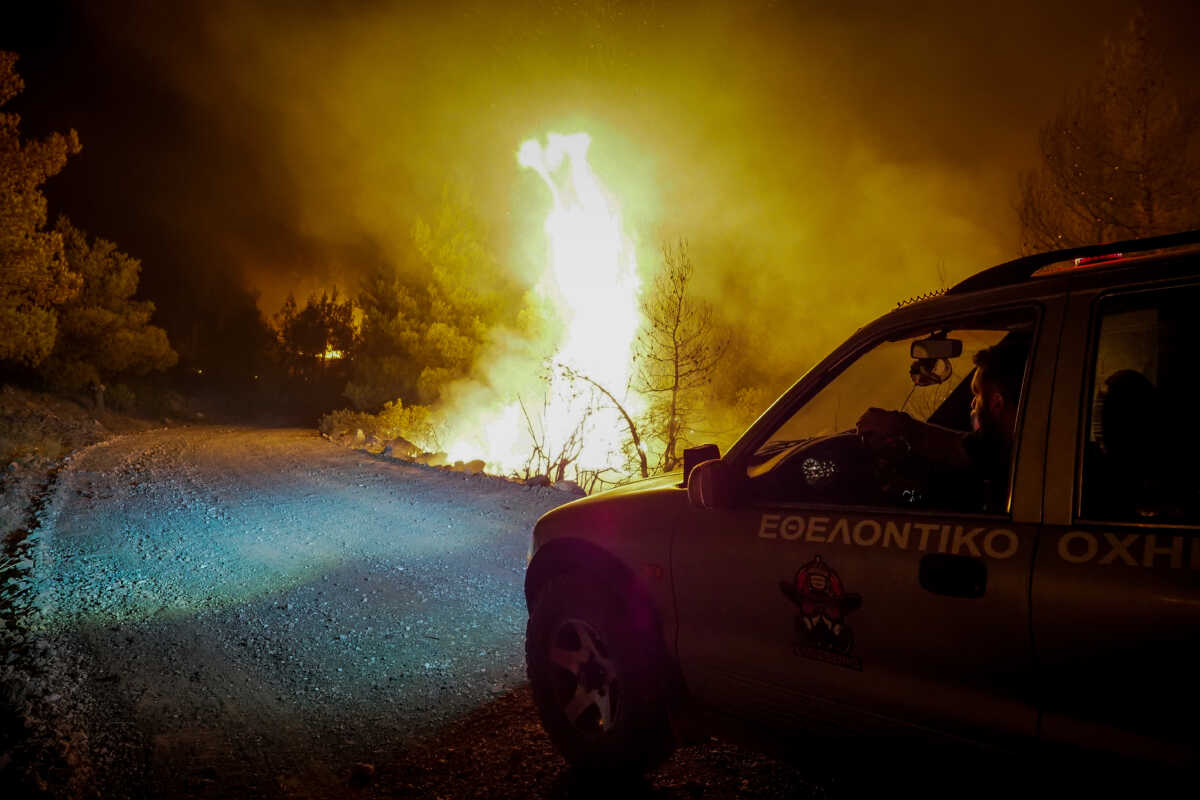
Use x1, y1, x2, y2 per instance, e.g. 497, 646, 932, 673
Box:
526, 572, 675, 773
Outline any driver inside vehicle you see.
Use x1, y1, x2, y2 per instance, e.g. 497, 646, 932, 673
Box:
856, 336, 1029, 512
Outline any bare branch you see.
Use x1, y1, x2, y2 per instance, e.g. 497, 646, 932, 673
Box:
635, 238, 730, 472
560, 363, 649, 478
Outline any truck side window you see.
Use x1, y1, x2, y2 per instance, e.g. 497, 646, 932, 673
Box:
1079, 287, 1200, 524
747, 311, 1035, 512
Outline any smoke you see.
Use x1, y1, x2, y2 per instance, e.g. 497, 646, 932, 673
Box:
61, 0, 1199, 415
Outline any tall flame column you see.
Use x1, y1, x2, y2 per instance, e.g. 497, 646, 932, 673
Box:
518, 133, 643, 471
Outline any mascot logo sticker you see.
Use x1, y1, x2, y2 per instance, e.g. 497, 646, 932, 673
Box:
780, 555, 863, 670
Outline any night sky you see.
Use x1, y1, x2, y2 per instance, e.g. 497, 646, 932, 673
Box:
4, 0, 1199, 384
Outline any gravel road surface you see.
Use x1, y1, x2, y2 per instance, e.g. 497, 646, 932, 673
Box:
17, 427, 831, 799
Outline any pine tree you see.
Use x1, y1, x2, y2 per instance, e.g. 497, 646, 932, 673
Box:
273, 288, 356, 381
0, 52, 81, 366
345, 183, 525, 410
38, 218, 177, 390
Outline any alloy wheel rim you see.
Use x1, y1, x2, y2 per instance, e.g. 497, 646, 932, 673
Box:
548, 617, 619, 734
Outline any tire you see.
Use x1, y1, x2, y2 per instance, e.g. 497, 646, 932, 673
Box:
525, 572, 675, 773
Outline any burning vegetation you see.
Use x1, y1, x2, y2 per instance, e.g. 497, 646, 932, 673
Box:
317, 131, 740, 490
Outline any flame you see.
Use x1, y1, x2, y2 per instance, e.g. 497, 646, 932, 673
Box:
442, 132, 643, 477
520, 133, 643, 468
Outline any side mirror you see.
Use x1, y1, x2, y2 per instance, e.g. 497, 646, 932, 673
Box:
688, 459, 735, 510
682, 443, 720, 486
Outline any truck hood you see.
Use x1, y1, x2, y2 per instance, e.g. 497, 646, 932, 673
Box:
534, 471, 685, 526
578, 471, 683, 502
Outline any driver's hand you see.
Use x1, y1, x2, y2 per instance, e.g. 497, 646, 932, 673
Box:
857, 408, 913, 447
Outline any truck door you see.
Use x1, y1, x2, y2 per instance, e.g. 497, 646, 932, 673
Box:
1035, 282, 1200, 764
673, 298, 1062, 742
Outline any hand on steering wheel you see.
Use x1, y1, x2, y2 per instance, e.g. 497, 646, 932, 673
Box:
856, 408, 914, 455
857, 408, 923, 504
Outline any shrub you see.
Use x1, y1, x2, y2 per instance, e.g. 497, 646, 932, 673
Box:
317, 408, 375, 437
318, 399, 445, 451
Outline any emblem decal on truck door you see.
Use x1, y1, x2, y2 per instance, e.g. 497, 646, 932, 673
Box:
780, 555, 863, 670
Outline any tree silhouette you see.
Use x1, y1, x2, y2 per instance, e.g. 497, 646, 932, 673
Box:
637, 239, 728, 473
0, 52, 81, 366
1018, 9, 1200, 252
274, 288, 356, 380
38, 218, 177, 391
559, 363, 649, 479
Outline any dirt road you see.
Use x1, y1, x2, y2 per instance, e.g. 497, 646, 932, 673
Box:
12, 426, 845, 799
26, 427, 575, 797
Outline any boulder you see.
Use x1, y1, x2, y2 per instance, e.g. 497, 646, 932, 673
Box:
553, 479, 586, 496
464, 459, 486, 475
382, 437, 418, 459
414, 451, 450, 467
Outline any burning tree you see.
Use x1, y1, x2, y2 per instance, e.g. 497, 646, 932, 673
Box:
559, 363, 649, 479
274, 288, 356, 377
637, 239, 728, 473
469, 132, 643, 482
1018, 10, 1200, 251
517, 381, 592, 485
271, 288, 357, 421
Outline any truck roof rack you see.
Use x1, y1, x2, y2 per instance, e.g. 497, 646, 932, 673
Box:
948, 229, 1200, 295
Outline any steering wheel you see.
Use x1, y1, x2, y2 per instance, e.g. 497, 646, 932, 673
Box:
859, 428, 929, 506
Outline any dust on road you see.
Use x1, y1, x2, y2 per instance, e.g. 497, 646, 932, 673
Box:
29, 426, 574, 797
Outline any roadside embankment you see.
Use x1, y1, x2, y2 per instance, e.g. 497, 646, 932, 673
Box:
0, 385, 178, 798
